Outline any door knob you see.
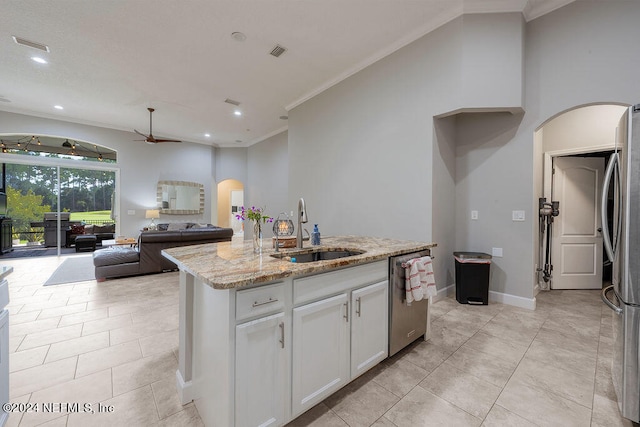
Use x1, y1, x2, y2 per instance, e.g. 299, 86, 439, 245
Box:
597, 227, 603, 233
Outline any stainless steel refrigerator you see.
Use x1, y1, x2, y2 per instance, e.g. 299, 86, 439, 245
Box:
601, 104, 640, 422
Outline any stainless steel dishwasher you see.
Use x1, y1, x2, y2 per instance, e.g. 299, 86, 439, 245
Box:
389, 250, 431, 356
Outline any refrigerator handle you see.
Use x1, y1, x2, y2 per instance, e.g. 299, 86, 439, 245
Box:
601, 153, 619, 262
601, 285, 623, 315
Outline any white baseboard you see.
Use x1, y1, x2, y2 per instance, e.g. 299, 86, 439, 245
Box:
437, 284, 536, 310
489, 290, 536, 310
176, 370, 194, 405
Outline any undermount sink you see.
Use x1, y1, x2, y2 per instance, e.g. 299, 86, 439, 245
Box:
270, 247, 365, 263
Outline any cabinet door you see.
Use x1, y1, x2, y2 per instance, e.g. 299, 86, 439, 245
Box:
235, 312, 287, 427
351, 280, 388, 379
292, 293, 349, 417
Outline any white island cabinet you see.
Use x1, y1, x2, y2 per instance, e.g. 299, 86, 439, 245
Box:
162, 235, 436, 427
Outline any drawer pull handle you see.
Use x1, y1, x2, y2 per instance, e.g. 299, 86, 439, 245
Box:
252, 297, 278, 308
356, 297, 361, 317
279, 322, 285, 348
344, 301, 349, 322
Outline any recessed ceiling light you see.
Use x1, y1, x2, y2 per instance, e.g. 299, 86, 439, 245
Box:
231, 32, 246, 42
31, 56, 47, 64
54, 105, 64, 110
204, 133, 211, 138
233, 110, 242, 117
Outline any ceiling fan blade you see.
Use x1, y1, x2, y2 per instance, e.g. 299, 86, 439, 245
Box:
134, 129, 149, 138
153, 139, 182, 143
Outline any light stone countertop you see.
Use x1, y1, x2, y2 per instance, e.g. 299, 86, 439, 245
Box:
162, 235, 436, 290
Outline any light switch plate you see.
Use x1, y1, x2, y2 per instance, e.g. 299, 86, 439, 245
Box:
471, 210, 478, 220
492, 247, 503, 257
512, 210, 525, 221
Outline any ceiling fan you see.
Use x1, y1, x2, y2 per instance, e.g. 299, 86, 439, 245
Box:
134, 107, 181, 143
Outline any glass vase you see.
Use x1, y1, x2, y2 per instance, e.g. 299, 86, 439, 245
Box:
253, 221, 263, 253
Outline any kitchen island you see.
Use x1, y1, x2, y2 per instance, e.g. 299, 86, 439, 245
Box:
163, 236, 435, 427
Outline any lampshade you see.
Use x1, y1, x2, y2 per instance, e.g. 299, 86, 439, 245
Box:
145, 209, 160, 219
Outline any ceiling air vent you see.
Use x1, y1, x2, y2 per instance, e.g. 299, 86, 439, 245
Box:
224, 98, 241, 106
12, 36, 50, 52
269, 44, 287, 58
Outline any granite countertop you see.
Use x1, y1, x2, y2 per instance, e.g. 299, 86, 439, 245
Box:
162, 236, 436, 290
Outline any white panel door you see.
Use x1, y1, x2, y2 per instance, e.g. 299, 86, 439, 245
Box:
351, 280, 388, 379
291, 293, 349, 418
551, 157, 605, 289
235, 312, 287, 427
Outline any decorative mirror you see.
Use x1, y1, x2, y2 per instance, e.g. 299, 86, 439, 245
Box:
157, 180, 204, 215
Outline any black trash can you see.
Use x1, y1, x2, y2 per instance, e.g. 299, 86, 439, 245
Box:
454, 252, 492, 305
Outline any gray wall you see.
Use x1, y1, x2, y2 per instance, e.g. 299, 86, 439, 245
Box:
288, 13, 526, 299
0, 111, 215, 237
247, 131, 289, 239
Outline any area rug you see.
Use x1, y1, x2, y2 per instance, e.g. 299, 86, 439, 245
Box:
44, 255, 96, 286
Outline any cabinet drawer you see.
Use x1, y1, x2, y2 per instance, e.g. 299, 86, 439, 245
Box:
236, 282, 285, 321
294, 261, 387, 306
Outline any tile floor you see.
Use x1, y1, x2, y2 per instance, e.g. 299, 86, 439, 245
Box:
3, 254, 635, 426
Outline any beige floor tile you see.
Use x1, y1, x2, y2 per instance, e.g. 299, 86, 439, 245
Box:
481, 314, 542, 348
534, 325, 599, 358
112, 351, 177, 396
286, 403, 347, 427
370, 416, 397, 426
18, 324, 82, 351
58, 307, 109, 327
324, 372, 399, 427
526, 338, 597, 378
150, 377, 184, 420
9, 318, 60, 339
428, 297, 458, 320
16, 298, 70, 314
542, 310, 601, 340
396, 339, 451, 374
462, 330, 528, 364
419, 361, 501, 419
10, 357, 77, 399
9, 345, 48, 373
110, 315, 178, 345
510, 356, 595, 408
9, 333, 24, 353
8, 310, 40, 325
372, 355, 428, 397
383, 386, 482, 426
20, 370, 112, 427
446, 343, 519, 388
425, 320, 471, 354
139, 329, 179, 357
5, 393, 30, 427
591, 394, 635, 427
67, 385, 159, 427
157, 403, 204, 427
37, 302, 88, 320
29, 416, 68, 427
481, 404, 537, 427
75, 340, 142, 378
81, 313, 132, 336
497, 376, 592, 427
45, 331, 110, 362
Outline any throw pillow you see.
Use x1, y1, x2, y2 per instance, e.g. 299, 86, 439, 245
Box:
84, 224, 94, 234
167, 222, 189, 231
71, 224, 85, 235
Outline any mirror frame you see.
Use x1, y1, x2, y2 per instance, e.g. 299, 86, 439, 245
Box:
157, 180, 204, 215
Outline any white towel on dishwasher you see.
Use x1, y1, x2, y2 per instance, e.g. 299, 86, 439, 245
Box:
405, 256, 436, 305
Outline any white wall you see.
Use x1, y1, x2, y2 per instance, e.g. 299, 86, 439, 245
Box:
0, 111, 215, 237
246, 131, 289, 239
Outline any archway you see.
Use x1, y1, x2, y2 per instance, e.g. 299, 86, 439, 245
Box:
217, 179, 244, 234
534, 103, 628, 291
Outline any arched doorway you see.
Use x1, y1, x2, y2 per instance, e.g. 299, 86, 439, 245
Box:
217, 179, 244, 234
535, 103, 628, 291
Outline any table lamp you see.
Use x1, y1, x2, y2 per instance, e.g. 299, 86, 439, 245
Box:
145, 209, 160, 230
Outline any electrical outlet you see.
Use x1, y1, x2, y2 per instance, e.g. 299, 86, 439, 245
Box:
127, 210, 136, 215
512, 210, 525, 221
471, 210, 478, 220
492, 247, 503, 257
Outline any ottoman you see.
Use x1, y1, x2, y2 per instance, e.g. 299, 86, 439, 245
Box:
93, 247, 140, 281
75, 235, 97, 252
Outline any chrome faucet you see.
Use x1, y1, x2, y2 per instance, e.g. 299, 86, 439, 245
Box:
296, 198, 308, 248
